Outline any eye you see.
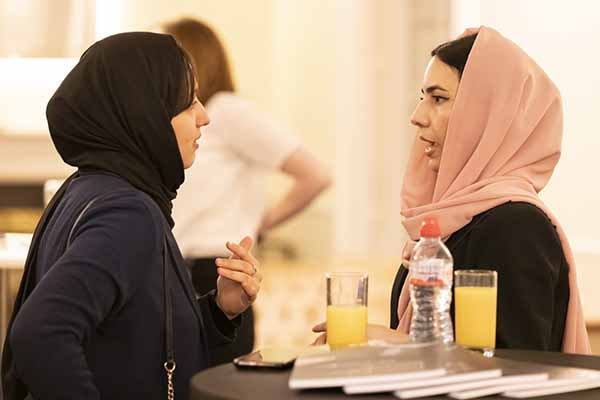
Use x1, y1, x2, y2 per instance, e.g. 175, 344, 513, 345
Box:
433, 96, 447, 104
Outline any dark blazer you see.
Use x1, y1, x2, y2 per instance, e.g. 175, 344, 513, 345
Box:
391, 201, 569, 351
9, 172, 238, 399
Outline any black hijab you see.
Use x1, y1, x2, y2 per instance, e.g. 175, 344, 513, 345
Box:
47, 31, 196, 226
1, 32, 196, 400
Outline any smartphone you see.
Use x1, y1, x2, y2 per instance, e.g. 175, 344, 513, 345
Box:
233, 347, 298, 369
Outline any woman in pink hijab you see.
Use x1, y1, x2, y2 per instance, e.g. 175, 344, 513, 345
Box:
390, 26, 591, 354
313, 27, 590, 354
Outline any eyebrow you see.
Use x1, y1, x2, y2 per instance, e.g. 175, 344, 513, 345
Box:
421, 85, 449, 94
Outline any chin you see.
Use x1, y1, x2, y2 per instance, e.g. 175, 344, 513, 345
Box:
183, 156, 195, 169
428, 159, 440, 173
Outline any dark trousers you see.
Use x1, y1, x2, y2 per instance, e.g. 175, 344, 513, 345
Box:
187, 257, 255, 366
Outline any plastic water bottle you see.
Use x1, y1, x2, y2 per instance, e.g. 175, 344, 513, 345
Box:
409, 217, 454, 344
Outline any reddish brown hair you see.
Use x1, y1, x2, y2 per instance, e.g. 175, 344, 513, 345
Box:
162, 18, 235, 104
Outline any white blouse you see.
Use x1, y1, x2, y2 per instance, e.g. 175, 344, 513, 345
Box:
172, 92, 300, 258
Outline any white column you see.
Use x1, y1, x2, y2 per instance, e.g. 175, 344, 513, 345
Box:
333, 0, 377, 257
370, 0, 416, 257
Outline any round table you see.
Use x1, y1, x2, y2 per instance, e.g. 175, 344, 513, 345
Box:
190, 349, 600, 400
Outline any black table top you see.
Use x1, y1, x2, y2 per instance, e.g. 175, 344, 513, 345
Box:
189, 349, 600, 400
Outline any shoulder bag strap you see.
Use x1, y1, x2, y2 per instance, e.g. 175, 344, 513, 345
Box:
163, 237, 176, 400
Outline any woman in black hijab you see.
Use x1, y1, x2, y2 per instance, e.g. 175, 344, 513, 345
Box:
1, 32, 262, 400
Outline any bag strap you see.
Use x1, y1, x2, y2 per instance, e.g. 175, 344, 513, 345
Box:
163, 237, 176, 400
68, 198, 176, 400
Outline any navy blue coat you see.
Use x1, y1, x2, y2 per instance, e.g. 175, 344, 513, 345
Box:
9, 172, 238, 399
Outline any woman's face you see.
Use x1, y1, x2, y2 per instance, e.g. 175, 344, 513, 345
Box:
410, 56, 460, 173
171, 97, 209, 169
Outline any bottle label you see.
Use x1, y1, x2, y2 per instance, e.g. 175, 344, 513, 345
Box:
409, 259, 445, 287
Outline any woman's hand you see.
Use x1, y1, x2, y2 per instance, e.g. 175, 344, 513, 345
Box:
311, 322, 328, 345
402, 240, 417, 268
311, 322, 409, 345
215, 237, 263, 319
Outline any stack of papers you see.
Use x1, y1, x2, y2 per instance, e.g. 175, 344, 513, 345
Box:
288, 343, 600, 398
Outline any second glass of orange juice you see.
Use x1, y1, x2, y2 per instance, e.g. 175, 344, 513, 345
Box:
454, 270, 497, 357
326, 272, 368, 350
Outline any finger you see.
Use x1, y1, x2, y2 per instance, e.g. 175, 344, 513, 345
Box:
227, 236, 254, 259
402, 240, 417, 268
227, 240, 257, 263
216, 263, 263, 291
311, 333, 327, 346
240, 279, 260, 301
218, 269, 260, 302
251, 268, 263, 285
215, 258, 255, 276
239, 236, 253, 251
227, 241, 259, 267
312, 322, 326, 333
217, 267, 256, 286
221, 255, 261, 283
317, 333, 327, 345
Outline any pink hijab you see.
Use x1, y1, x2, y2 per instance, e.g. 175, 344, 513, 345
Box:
396, 26, 591, 354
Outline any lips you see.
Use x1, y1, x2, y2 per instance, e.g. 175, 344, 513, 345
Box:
419, 136, 436, 158
192, 136, 201, 150
419, 135, 435, 146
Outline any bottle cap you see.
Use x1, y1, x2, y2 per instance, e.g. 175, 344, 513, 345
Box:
420, 217, 441, 238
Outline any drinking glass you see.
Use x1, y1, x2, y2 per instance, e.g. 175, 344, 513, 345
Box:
326, 272, 368, 350
454, 270, 497, 357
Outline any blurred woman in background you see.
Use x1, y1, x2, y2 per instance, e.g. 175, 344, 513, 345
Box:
162, 18, 331, 365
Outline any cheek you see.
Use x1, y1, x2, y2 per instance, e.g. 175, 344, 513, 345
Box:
173, 117, 194, 144
432, 107, 451, 145
170, 123, 182, 147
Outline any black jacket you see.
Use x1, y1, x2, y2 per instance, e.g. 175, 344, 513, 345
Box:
391, 201, 569, 351
8, 172, 239, 399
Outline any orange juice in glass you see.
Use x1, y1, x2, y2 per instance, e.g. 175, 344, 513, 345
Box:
454, 270, 497, 357
326, 272, 368, 350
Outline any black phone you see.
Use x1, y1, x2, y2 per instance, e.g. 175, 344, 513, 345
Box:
233, 347, 297, 369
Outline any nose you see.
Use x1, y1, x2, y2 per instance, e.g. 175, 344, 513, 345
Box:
196, 102, 210, 128
410, 99, 428, 128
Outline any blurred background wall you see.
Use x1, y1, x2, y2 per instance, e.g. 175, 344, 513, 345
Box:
1, 0, 599, 350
